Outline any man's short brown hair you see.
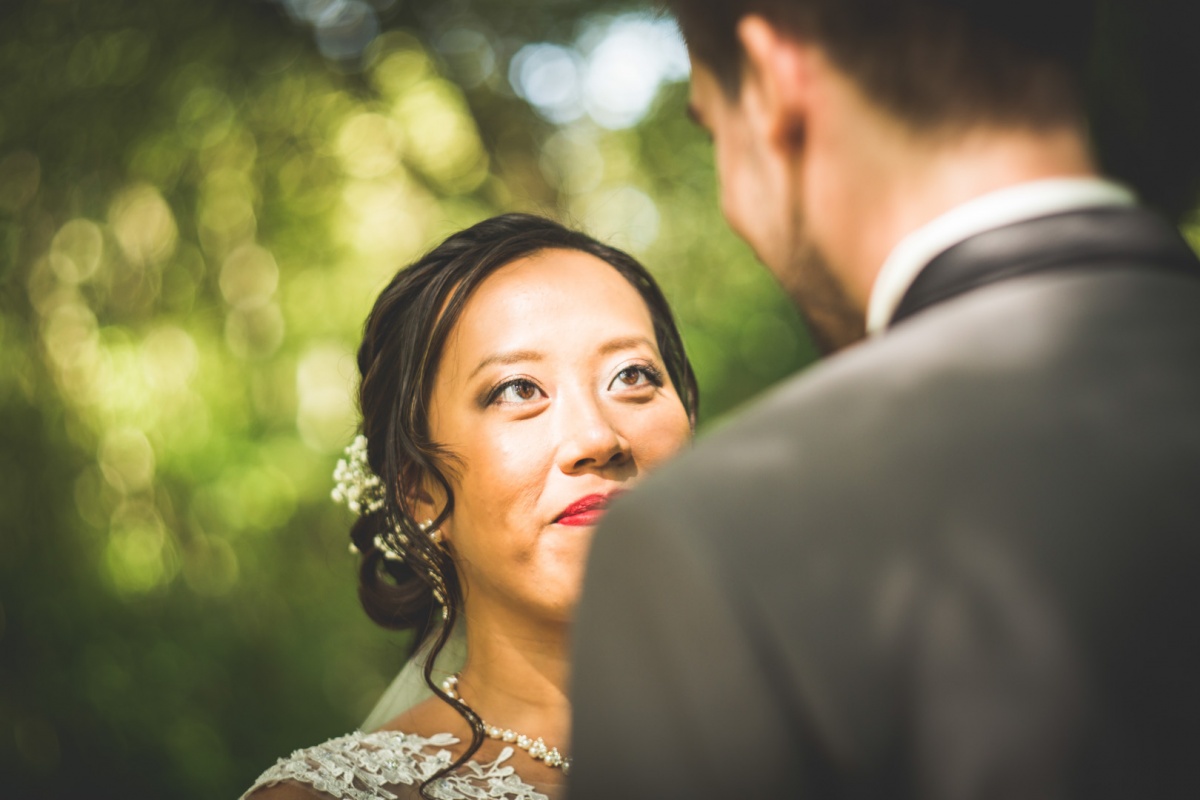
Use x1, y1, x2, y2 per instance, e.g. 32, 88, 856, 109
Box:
667, 0, 1097, 131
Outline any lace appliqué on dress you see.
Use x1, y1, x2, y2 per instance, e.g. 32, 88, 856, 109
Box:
243, 730, 549, 800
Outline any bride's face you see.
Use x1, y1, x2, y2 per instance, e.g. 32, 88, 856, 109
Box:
423, 248, 692, 623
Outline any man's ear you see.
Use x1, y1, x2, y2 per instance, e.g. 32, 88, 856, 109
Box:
737, 15, 812, 153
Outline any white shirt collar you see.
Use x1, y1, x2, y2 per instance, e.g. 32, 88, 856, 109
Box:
865, 177, 1137, 335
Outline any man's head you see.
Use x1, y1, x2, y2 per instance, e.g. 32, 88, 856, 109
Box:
673, 0, 1099, 351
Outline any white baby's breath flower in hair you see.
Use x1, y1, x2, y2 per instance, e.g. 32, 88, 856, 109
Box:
331, 434, 385, 515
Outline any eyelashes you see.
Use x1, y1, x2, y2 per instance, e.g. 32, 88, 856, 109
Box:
482, 362, 666, 408
485, 377, 543, 406
611, 363, 665, 390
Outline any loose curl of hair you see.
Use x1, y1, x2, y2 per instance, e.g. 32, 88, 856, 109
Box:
349, 213, 698, 794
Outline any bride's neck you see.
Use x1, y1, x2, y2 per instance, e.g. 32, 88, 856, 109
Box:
455, 599, 572, 747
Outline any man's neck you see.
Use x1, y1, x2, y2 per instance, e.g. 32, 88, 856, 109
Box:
810, 121, 1098, 313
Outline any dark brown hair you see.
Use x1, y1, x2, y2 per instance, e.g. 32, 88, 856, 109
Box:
350, 212, 697, 793
667, 0, 1098, 130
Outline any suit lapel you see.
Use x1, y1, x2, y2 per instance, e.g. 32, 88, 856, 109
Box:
890, 207, 1200, 328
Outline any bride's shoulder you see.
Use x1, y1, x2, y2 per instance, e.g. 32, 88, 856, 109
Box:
241, 728, 462, 800
242, 726, 556, 800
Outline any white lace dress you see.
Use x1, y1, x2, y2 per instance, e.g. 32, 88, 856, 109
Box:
241, 729, 559, 800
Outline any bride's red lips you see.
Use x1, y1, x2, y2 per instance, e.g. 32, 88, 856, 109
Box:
554, 491, 625, 526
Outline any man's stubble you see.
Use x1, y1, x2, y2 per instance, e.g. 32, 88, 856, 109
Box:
777, 220, 866, 356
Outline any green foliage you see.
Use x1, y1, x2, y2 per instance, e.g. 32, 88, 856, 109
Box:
11, 0, 1192, 795
0, 0, 810, 796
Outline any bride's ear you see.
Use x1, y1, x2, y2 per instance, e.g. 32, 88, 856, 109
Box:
401, 467, 452, 543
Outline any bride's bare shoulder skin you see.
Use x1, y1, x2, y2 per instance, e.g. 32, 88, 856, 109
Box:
378, 695, 473, 750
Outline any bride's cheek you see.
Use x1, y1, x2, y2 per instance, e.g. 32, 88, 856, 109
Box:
640, 411, 690, 463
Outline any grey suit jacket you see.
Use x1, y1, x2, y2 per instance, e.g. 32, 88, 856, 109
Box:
570, 207, 1200, 799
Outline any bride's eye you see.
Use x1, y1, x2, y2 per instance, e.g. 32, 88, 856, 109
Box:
608, 364, 664, 391
490, 378, 544, 406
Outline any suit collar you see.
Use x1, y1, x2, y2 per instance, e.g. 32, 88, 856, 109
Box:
889, 205, 1200, 329
867, 178, 1137, 335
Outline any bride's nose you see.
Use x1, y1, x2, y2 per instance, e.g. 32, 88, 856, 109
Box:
555, 395, 629, 474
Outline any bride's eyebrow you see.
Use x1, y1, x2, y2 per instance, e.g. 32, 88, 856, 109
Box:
598, 336, 656, 356
467, 337, 655, 380
469, 349, 544, 380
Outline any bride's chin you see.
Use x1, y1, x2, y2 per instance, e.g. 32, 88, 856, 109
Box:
529, 575, 588, 623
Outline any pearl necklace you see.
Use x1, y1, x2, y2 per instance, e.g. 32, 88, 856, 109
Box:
440, 674, 571, 774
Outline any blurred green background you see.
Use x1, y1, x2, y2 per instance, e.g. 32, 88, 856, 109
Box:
1, 0, 1197, 797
